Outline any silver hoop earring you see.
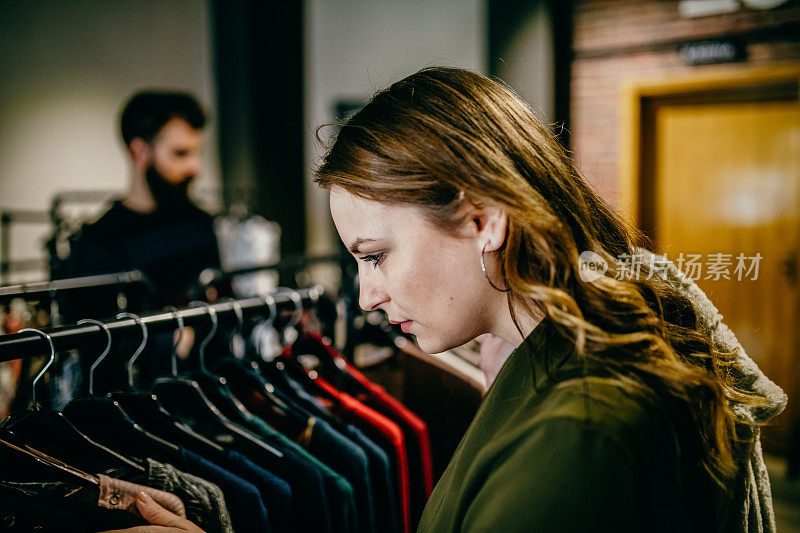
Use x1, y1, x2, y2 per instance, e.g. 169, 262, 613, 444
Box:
481, 243, 510, 292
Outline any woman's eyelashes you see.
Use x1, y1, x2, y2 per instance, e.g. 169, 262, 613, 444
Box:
359, 252, 384, 269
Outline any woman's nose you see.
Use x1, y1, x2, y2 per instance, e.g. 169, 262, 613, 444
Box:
358, 275, 390, 312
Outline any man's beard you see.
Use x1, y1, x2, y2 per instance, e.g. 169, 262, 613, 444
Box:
145, 165, 194, 212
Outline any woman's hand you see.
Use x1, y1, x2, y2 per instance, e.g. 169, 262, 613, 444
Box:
99, 491, 205, 533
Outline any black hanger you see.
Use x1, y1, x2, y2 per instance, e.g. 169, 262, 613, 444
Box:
291, 333, 371, 396
253, 293, 340, 404
223, 296, 312, 415
0, 426, 100, 485
258, 290, 348, 413
1, 327, 145, 474
271, 287, 369, 395
151, 307, 284, 458
107, 311, 227, 458
184, 301, 261, 428
110, 392, 226, 458
260, 357, 353, 437
62, 315, 179, 458
211, 294, 313, 438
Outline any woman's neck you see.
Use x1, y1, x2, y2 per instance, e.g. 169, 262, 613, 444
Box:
491, 297, 544, 348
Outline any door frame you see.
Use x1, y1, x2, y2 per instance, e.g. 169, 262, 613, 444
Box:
618, 63, 800, 230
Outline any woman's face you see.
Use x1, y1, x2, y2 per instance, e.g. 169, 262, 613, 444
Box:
330, 186, 496, 354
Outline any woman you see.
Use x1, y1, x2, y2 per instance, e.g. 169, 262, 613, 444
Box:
109, 66, 782, 533
314, 67, 782, 532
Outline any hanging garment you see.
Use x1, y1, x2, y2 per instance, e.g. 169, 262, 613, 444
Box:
146, 458, 234, 533
296, 416, 376, 533
302, 332, 433, 529
223, 450, 293, 533
342, 354, 434, 523
96, 474, 185, 518
220, 364, 358, 533
175, 447, 272, 533
0, 479, 153, 532
314, 376, 412, 533
215, 213, 280, 297
0, 481, 89, 532
345, 423, 402, 533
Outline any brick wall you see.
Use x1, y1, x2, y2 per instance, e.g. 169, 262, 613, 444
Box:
570, 0, 800, 208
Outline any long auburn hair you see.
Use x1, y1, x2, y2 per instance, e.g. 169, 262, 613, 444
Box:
315, 66, 767, 483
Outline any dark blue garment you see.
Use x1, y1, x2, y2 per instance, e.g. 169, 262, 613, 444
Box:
178, 447, 271, 533
243, 440, 334, 533
307, 418, 375, 533
224, 450, 292, 533
346, 424, 401, 533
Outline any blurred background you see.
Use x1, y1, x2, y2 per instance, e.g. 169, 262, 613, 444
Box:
1, 0, 799, 528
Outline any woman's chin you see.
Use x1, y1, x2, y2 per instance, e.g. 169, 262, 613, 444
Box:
415, 334, 457, 355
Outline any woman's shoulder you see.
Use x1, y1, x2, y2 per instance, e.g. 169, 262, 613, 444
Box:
532, 375, 670, 449
459, 378, 695, 531
459, 378, 664, 531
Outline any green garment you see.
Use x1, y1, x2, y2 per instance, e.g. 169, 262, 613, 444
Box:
418, 317, 720, 532
243, 411, 358, 533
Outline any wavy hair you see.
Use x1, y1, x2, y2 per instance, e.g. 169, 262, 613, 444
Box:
314, 66, 768, 483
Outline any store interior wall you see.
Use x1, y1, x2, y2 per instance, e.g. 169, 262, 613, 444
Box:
0, 0, 220, 282
0, 0, 566, 286
489, 0, 555, 124
303, 0, 489, 278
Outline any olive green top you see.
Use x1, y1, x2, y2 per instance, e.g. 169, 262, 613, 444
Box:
418, 317, 721, 532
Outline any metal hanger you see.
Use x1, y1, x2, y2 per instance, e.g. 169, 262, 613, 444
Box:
206, 299, 308, 440
186, 301, 259, 427
2, 326, 144, 473
265, 293, 277, 329
76, 319, 111, 397
283, 286, 369, 394
277, 287, 303, 347
62, 318, 176, 460
224, 296, 248, 359
116, 311, 148, 389
19, 328, 55, 410
259, 293, 342, 412
267, 291, 343, 401
152, 306, 284, 458
168, 305, 183, 377
108, 309, 225, 456
189, 301, 218, 375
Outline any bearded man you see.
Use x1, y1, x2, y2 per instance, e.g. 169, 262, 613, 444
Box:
56, 91, 220, 314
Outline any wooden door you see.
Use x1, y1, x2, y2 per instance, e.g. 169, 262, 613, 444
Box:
640, 80, 800, 454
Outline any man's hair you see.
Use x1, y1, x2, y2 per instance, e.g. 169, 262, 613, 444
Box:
120, 90, 206, 146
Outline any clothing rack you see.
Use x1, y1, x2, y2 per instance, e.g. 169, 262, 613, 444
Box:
0, 270, 152, 305
198, 253, 359, 355
0, 286, 323, 363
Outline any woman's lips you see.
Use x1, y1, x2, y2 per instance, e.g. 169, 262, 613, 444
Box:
389, 319, 414, 333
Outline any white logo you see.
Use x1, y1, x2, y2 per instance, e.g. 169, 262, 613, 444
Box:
579, 251, 608, 283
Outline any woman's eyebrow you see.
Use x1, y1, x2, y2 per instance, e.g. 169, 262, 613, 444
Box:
349, 237, 378, 254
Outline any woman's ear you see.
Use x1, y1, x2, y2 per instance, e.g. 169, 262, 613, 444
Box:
471, 204, 508, 253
